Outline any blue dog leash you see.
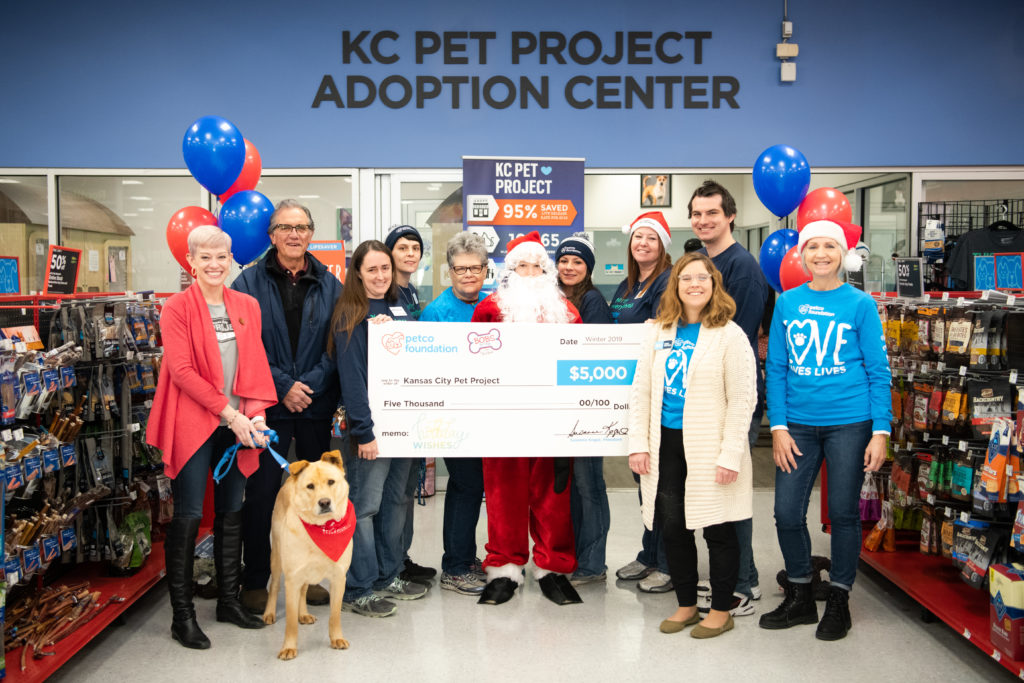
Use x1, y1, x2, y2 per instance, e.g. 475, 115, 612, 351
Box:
213, 428, 288, 483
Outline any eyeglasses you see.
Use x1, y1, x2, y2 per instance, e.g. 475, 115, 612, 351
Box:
272, 224, 313, 235
678, 273, 711, 283
451, 265, 485, 275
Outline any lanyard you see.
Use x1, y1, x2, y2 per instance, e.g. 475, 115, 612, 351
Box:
213, 428, 288, 483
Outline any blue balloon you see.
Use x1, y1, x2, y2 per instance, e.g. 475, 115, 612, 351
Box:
183, 116, 246, 196
758, 228, 799, 293
752, 145, 811, 218
219, 190, 273, 265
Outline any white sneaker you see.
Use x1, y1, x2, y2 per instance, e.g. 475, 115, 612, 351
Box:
637, 570, 673, 593
699, 591, 755, 616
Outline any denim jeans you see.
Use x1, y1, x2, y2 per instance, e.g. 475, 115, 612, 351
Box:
341, 436, 413, 600
570, 457, 610, 576
241, 417, 332, 590
633, 472, 669, 572
734, 411, 763, 597
441, 457, 484, 575
171, 427, 246, 519
773, 420, 871, 591
401, 458, 424, 559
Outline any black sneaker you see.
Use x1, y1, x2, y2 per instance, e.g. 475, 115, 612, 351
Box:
400, 558, 437, 585
815, 587, 851, 641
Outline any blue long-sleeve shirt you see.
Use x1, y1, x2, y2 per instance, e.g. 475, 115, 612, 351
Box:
420, 287, 478, 322
334, 298, 411, 445
576, 288, 612, 324
766, 283, 892, 433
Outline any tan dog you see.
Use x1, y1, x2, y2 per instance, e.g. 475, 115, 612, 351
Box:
642, 174, 668, 206
263, 451, 354, 660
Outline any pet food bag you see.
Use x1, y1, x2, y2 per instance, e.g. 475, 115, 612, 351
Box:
990, 563, 1024, 660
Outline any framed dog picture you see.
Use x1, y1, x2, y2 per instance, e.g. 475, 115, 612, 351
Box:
640, 174, 671, 207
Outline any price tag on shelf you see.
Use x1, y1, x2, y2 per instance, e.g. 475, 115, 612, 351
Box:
144, 399, 153, 409
957, 297, 965, 306
14, 341, 26, 353
1, 429, 11, 442
962, 627, 972, 639
941, 292, 949, 301
908, 372, 915, 382
937, 361, 946, 372
942, 435, 950, 445
130, 423, 141, 433
1010, 370, 1019, 384
959, 440, 968, 451
991, 650, 1001, 662
923, 432, 930, 442
13, 428, 23, 440
927, 493, 936, 505
959, 366, 967, 376
960, 512, 970, 523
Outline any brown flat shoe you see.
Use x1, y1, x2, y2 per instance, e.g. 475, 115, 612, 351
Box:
659, 612, 700, 634
691, 614, 735, 639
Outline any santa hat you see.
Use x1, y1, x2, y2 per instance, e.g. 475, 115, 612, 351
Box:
505, 230, 551, 270
622, 211, 671, 249
554, 233, 596, 274
798, 220, 864, 272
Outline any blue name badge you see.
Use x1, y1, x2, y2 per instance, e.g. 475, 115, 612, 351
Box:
60, 527, 78, 552
23, 456, 42, 481
43, 448, 60, 473
556, 359, 637, 386
60, 443, 77, 467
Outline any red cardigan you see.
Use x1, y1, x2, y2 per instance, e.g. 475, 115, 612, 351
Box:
147, 283, 277, 479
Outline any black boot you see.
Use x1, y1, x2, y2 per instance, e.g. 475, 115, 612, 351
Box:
166, 516, 211, 649
214, 510, 266, 629
815, 587, 851, 641
759, 579, 818, 630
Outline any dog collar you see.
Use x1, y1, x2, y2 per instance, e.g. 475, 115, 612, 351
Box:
301, 500, 357, 562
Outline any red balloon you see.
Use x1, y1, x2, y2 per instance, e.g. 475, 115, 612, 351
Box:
778, 245, 811, 291
166, 206, 217, 273
218, 139, 262, 203
797, 187, 852, 230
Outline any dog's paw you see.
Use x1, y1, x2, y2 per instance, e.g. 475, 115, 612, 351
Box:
330, 637, 350, 650
277, 648, 298, 661
262, 613, 277, 625
299, 614, 316, 625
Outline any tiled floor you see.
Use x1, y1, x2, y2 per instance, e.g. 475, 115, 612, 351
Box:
50, 488, 1011, 681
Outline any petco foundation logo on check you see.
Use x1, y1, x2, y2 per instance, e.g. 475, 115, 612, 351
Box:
797, 304, 834, 317
381, 332, 458, 355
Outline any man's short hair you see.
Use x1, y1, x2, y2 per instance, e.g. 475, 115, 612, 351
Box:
268, 199, 315, 234
688, 180, 737, 232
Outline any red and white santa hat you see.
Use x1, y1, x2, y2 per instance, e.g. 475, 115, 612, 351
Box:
798, 220, 864, 272
505, 230, 551, 270
622, 211, 671, 249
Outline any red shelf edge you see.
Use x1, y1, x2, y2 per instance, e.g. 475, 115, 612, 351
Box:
2, 540, 168, 683
861, 539, 1024, 678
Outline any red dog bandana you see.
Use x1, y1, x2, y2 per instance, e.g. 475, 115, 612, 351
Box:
301, 500, 356, 562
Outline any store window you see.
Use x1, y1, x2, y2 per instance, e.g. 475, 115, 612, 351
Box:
394, 179, 462, 304
253, 175, 355, 249
0, 175, 49, 294
862, 178, 910, 291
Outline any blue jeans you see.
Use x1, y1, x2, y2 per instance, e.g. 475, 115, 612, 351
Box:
402, 458, 424, 560
341, 436, 413, 600
441, 457, 484, 575
773, 420, 871, 591
734, 411, 763, 597
171, 427, 246, 519
570, 457, 610, 576
633, 472, 669, 572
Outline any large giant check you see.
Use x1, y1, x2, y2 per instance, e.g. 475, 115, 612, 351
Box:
367, 322, 646, 457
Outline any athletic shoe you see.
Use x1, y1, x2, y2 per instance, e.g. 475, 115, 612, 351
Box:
751, 584, 762, 601
440, 571, 486, 595
569, 571, 607, 587
699, 592, 755, 617
342, 593, 397, 617
616, 560, 655, 581
400, 558, 437, 585
637, 570, 673, 593
376, 576, 429, 600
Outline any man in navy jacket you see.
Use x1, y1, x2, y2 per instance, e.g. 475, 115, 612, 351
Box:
232, 199, 343, 613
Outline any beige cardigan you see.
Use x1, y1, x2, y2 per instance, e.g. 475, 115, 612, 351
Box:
627, 320, 757, 530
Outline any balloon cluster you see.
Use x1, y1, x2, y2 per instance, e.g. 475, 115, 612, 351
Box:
752, 145, 863, 291
166, 116, 273, 271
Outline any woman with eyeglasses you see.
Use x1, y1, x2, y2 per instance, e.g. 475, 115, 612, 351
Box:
554, 234, 612, 588
627, 252, 756, 639
420, 233, 490, 595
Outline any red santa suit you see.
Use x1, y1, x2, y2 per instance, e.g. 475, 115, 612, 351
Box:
470, 232, 582, 597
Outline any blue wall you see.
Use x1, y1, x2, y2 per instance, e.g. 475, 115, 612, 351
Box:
2, 0, 1022, 169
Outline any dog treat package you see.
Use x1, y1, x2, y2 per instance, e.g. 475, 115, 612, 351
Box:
980, 419, 1014, 503
990, 563, 1024, 661
885, 305, 903, 354
917, 454, 933, 498
917, 307, 937, 359
912, 382, 932, 432
962, 525, 1003, 590
969, 310, 993, 370
1013, 502, 1024, 550
930, 307, 948, 359
892, 380, 904, 425
940, 509, 956, 558
969, 379, 1014, 440
903, 384, 916, 433
987, 310, 1007, 370
951, 448, 976, 502
953, 518, 990, 571
919, 506, 939, 555
945, 310, 973, 367
901, 310, 919, 357
927, 379, 945, 431
859, 472, 882, 522
942, 376, 966, 431
1007, 311, 1024, 369
864, 500, 894, 552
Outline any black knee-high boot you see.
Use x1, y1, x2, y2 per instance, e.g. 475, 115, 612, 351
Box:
166, 516, 211, 649
215, 510, 266, 629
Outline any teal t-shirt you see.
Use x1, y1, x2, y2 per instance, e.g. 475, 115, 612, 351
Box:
660, 323, 700, 429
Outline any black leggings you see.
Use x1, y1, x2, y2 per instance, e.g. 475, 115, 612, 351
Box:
655, 425, 739, 611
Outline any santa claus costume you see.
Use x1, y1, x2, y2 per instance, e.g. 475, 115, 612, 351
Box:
471, 232, 584, 606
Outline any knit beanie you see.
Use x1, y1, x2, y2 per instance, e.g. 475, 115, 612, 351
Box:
554, 233, 596, 274
385, 224, 423, 251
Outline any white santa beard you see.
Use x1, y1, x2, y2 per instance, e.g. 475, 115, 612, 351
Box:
497, 271, 571, 323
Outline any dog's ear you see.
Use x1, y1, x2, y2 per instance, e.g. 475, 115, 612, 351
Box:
289, 460, 311, 476
321, 450, 344, 471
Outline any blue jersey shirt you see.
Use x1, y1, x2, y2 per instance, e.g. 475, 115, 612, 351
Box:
420, 287, 479, 323
610, 269, 672, 325
660, 323, 700, 429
